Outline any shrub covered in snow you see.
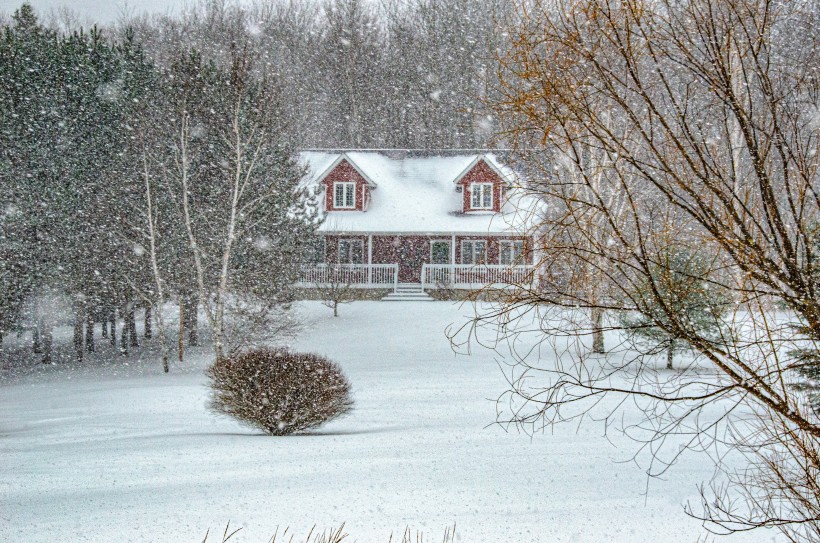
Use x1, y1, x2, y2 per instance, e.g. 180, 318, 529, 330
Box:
206, 348, 353, 435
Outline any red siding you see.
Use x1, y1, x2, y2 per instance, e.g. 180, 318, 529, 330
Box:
458, 159, 505, 213
322, 159, 370, 212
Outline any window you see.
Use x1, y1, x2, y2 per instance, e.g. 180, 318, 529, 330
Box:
470, 183, 493, 209
307, 237, 326, 263
333, 182, 356, 209
430, 240, 451, 264
461, 240, 487, 265
337, 239, 364, 264
500, 240, 525, 265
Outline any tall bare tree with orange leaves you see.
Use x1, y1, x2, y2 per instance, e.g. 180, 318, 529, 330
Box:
478, 0, 820, 538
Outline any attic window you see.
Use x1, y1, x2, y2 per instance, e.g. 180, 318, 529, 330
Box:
334, 182, 356, 209
471, 183, 493, 209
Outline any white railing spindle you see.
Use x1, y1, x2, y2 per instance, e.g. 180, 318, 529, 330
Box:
420, 264, 535, 291
298, 263, 399, 290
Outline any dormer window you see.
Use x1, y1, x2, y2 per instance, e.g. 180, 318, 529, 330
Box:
471, 183, 493, 209
334, 182, 356, 209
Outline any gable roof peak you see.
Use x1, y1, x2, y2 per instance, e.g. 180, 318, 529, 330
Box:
451, 154, 512, 186
314, 152, 378, 188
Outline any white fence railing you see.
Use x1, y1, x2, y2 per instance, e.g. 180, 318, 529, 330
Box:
421, 264, 536, 292
298, 264, 399, 290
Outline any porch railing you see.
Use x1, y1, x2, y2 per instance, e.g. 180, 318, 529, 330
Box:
298, 263, 399, 291
421, 264, 536, 292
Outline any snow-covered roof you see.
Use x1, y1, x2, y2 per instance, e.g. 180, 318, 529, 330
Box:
299, 150, 537, 235
309, 152, 378, 188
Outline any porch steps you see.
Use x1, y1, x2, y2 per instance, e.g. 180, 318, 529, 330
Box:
381, 283, 434, 302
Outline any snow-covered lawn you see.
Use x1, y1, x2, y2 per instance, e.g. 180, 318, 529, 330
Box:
0, 302, 774, 542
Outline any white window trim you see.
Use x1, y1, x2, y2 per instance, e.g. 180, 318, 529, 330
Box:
337, 238, 364, 264
470, 183, 494, 210
499, 239, 525, 265
461, 240, 487, 265
430, 240, 451, 264
333, 182, 356, 209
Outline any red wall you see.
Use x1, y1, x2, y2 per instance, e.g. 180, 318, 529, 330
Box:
458, 159, 505, 213
322, 159, 370, 212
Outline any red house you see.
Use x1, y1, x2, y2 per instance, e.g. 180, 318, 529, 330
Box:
299, 150, 536, 299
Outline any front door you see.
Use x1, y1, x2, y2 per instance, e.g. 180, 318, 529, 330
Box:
398, 238, 427, 282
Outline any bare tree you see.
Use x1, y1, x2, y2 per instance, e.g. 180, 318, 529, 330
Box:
317, 264, 357, 317
481, 0, 820, 539
146, 44, 317, 362
139, 143, 171, 373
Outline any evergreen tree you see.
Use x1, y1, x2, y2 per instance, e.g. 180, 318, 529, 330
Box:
619, 248, 728, 369
0, 4, 60, 339
0, 5, 155, 359
789, 227, 820, 410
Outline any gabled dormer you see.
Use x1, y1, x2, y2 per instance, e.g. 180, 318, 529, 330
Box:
452, 156, 511, 213
316, 154, 377, 212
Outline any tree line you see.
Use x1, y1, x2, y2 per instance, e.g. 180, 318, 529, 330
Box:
0, 3, 325, 366
122, 0, 506, 149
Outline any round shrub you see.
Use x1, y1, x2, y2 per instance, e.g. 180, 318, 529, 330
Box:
206, 348, 353, 435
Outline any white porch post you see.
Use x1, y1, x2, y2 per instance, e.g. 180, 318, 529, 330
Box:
367, 235, 373, 285
451, 234, 456, 283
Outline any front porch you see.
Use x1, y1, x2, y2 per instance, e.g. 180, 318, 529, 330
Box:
297, 263, 536, 293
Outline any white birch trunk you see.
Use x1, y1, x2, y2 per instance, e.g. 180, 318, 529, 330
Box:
141, 148, 170, 373
176, 112, 222, 361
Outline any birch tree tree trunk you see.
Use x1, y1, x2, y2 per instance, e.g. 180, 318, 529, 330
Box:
140, 148, 170, 373
145, 45, 317, 363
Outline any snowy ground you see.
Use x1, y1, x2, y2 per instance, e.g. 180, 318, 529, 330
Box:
0, 302, 780, 542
